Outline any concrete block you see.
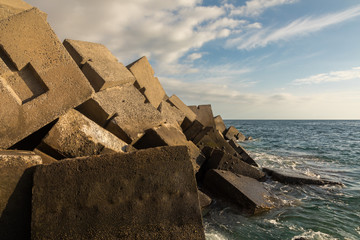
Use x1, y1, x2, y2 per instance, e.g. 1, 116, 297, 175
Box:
127, 56, 166, 108
204, 169, 275, 214
0, 8, 93, 149
40, 109, 129, 159
229, 139, 258, 167
263, 168, 341, 185
198, 190, 212, 209
63, 39, 136, 92
224, 126, 246, 141
167, 95, 196, 123
0, 150, 42, 240
184, 120, 204, 141
32, 146, 205, 240
133, 124, 205, 172
204, 149, 265, 180
33, 149, 57, 164
188, 105, 216, 128
76, 85, 164, 144
214, 115, 226, 134
0, 0, 33, 20
157, 100, 185, 128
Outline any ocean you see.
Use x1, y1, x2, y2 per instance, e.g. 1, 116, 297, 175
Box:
204, 120, 360, 240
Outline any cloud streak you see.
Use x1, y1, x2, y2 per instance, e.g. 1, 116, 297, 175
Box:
230, 0, 298, 17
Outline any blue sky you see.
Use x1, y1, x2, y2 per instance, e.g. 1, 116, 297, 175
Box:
27, 0, 360, 119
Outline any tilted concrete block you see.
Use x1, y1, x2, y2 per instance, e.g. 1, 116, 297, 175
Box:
32, 146, 205, 240
204, 169, 276, 214
63, 39, 136, 92
158, 100, 186, 128
0, 150, 42, 240
224, 126, 246, 141
198, 190, 212, 209
39, 109, 129, 159
214, 115, 226, 135
228, 139, 258, 167
167, 95, 197, 124
0, 8, 94, 149
76, 85, 164, 144
204, 149, 265, 180
133, 124, 205, 172
0, 0, 33, 20
127, 56, 166, 108
188, 105, 216, 128
184, 120, 204, 141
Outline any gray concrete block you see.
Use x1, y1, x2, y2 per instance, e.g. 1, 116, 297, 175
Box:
214, 115, 226, 135
32, 146, 205, 240
157, 100, 185, 128
63, 39, 136, 92
184, 120, 204, 141
0, 0, 33, 20
188, 105, 216, 128
0, 8, 93, 148
228, 139, 258, 167
167, 95, 196, 123
224, 126, 246, 141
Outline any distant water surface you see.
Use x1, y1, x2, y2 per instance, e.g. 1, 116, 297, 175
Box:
204, 120, 360, 240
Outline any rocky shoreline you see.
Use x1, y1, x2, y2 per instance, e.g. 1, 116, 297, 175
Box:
0, 1, 340, 239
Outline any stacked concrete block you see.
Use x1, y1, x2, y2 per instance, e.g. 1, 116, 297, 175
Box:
77, 85, 164, 144
214, 115, 227, 135
188, 105, 216, 129
229, 139, 258, 167
39, 109, 129, 159
157, 100, 186, 128
0, 150, 42, 240
63, 39, 136, 92
127, 56, 166, 109
0, 8, 93, 148
167, 94, 197, 130
32, 146, 205, 240
224, 126, 246, 141
204, 169, 276, 214
0, 0, 33, 20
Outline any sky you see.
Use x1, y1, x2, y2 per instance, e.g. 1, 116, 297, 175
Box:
26, 0, 360, 119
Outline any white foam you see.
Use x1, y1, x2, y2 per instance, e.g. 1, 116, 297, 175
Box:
291, 230, 339, 240
205, 231, 228, 240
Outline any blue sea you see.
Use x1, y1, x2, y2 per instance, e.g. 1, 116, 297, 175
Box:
204, 120, 360, 240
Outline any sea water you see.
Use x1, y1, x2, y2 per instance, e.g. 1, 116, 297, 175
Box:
204, 120, 360, 240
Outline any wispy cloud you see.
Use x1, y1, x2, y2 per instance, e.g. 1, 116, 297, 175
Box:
227, 5, 360, 50
293, 67, 360, 85
230, 0, 298, 17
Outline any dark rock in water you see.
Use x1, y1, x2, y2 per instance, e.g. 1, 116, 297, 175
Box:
204, 149, 265, 181
228, 139, 258, 167
263, 167, 341, 185
32, 146, 205, 240
204, 169, 276, 214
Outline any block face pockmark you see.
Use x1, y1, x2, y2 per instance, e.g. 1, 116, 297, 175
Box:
77, 85, 165, 144
127, 56, 166, 109
228, 139, 258, 167
0, 0, 33, 20
0, 150, 42, 240
32, 146, 205, 240
63, 39, 136, 92
214, 115, 226, 135
0, 8, 94, 149
40, 109, 129, 159
224, 126, 246, 141
188, 105, 216, 128
167, 95, 197, 123
204, 169, 275, 214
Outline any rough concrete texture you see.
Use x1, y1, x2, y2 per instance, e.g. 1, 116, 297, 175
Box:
263, 168, 341, 185
0, 150, 42, 240
0, 0, 32, 20
133, 124, 205, 172
157, 100, 185, 128
32, 146, 205, 240
0, 8, 94, 149
188, 105, 216, 128
224, 126, 246, 141
214, 115, 226, 135
184, 120, 204, 141
193, 127, 238, 156
229, 139, 258, 167
77, 85, 164, 144
127, 56, 166, 108
198, 190, 212, 209
204, 169, 275, 214
63, 39, 136, 92
167, 95, 197, 123
205, 149, 265, 181
40, 109, 129, 159
33, 149, 57, 164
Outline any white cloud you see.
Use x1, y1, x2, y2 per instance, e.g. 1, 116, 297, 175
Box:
293, 67, 360, 85
230, 0, 298, 17
227, 5, 360, 50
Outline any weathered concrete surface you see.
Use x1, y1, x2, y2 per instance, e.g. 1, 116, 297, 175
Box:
0, 8, 94, 148
167, 95, 197, 124
205, 149, 265, 180
204, 169, 275, 214
63, 39, 136, 92
32, 146, 205, 240
198, 190, 212, 209
157, 100, 185, 128
224, 126, 246, 141
214, 115, 226, 135
184, 120, 204, 141
0, 150, 42, 240
40, 109, 129, 159
33, 149, 57, 164
0, 0, 32, 20
127, 56, 166, 109
133, 124, 205, 172
188, 105, 216, 129
77, 85, 164, 144
229, 139, 258, 167
263, 168, 341, 185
